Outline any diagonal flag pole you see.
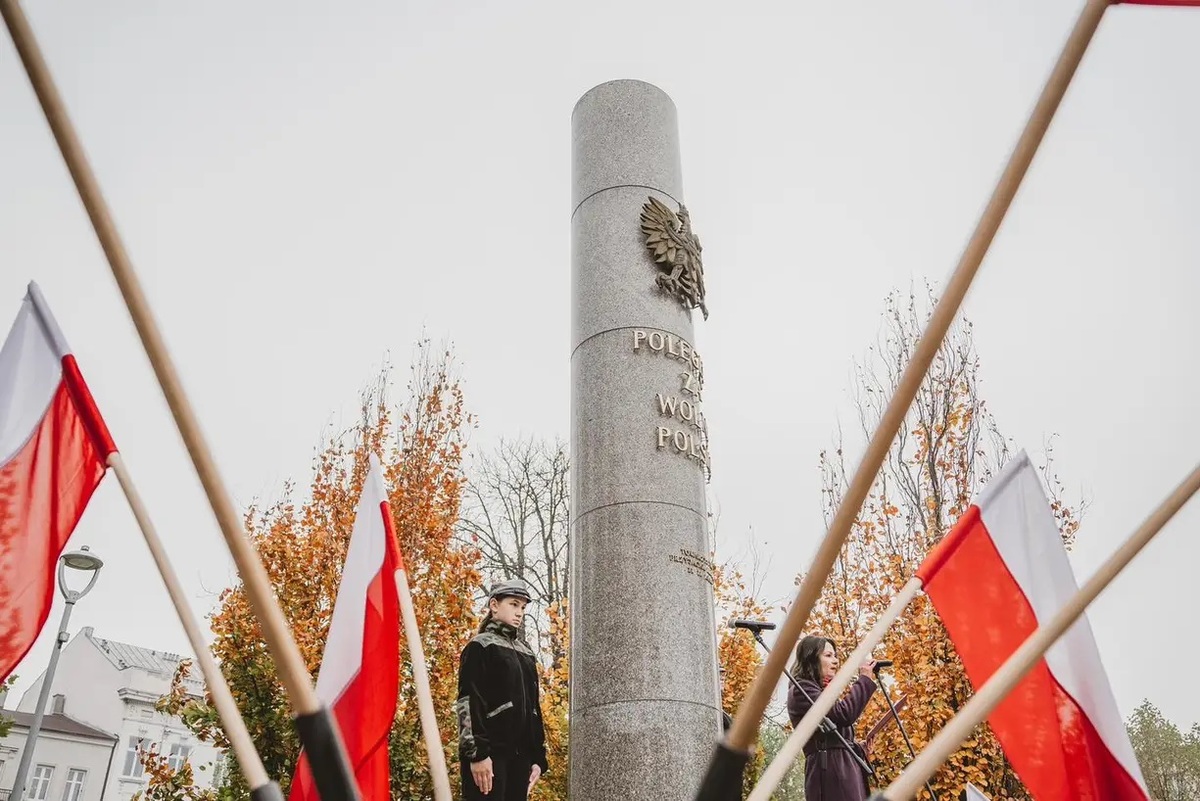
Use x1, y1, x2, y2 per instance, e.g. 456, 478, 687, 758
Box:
108, 453, 283, 801
0, 5, 359, 801
869, 461, 1200, 800
698, 1, 1114, 796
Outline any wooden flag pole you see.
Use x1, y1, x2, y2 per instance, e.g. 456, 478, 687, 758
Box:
696, 3, 1114, 796
107, 453, 279, 800
870, 461, 1200, 801
0, 5, 358, 801
393, 569, 452, 801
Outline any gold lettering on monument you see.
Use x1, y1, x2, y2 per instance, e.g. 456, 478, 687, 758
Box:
633, 328, 711, 479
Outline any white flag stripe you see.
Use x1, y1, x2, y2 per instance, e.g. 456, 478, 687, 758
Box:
0, 290, 63, 463
26, 282, 72, 360
314, 454, 390, 704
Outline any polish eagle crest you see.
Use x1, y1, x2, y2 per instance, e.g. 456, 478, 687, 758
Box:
639, 196, 708, 320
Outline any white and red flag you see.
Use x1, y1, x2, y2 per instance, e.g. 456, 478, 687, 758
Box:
288, 454, 402, 801
0, 281, 116, 682
916, 452, 1149, 800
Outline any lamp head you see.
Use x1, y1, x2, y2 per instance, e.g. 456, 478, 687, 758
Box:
61, 545, 103, 572
57, 545, 103, 601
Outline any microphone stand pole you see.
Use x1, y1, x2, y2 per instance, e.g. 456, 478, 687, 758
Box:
875, 666, 939, 801
748, 631, 874, 779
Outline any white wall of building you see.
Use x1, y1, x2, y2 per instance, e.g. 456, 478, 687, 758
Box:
17, 639, 123, 740
0, 724, 117, 801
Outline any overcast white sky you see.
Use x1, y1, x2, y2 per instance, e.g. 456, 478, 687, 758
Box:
3, 0, 1197, 733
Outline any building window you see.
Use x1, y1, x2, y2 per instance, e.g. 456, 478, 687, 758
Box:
122, 737, 146, 778
61, 770, 86, 801
26, 765, 54, 801
166, 745, 191, 773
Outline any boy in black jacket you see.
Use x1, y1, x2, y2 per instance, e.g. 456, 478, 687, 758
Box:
455, 579, 548, 800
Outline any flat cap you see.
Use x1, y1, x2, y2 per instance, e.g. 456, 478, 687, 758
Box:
488, 578, 532, 603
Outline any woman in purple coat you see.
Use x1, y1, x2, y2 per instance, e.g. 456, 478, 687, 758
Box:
786, 635, 878, 801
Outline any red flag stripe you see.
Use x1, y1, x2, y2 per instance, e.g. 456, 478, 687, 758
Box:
61, 355, 117, 458
0, 383, 108, 680
379, 501, 405, 572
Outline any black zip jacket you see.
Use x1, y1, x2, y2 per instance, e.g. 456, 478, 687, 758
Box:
455, 619, 548, 773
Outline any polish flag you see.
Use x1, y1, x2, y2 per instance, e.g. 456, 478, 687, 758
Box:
288, 454, 401, 801
916, 452, 1148, 800
0, 282, 116, 683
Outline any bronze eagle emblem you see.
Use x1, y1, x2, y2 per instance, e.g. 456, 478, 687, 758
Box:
639, 196, 708, 320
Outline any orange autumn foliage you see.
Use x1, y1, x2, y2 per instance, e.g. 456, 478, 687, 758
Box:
800, 288, 1084, 801
529, 600, 569, 801
152, 340, 483, 801
131, 739, 219, 801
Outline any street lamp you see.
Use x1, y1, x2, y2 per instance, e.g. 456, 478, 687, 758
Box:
10, 546, 103, 801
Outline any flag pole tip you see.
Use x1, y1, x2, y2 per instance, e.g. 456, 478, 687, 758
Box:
294, 706, 362, 801
249, 782, 284, 801
690, 741, 751, 801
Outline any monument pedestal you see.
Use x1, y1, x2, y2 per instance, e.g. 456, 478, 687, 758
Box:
570, 79, 721, 801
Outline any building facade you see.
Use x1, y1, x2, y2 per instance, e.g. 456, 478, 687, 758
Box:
9, 627, 223, 801
0, 708, 117, 801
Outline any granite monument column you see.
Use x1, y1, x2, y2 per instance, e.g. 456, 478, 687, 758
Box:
570, 79, 721, 801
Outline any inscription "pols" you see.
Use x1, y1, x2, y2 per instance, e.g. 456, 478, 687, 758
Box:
656, 426, 709, 467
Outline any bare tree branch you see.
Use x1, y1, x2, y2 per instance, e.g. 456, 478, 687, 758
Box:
456, 436, 570, 664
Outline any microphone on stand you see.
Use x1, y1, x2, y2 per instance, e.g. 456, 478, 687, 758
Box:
728, 619, 777, 633
872, 659, 894, 671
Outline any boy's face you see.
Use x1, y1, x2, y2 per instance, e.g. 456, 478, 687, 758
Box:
491, 595, 527, 628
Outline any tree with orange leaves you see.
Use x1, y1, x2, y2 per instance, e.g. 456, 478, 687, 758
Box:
527, 599, 568, 801
801, 286, 1084, 801
144, 338, 482, 801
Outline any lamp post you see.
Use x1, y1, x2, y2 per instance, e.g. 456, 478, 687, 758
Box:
10, 546, 103, 801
